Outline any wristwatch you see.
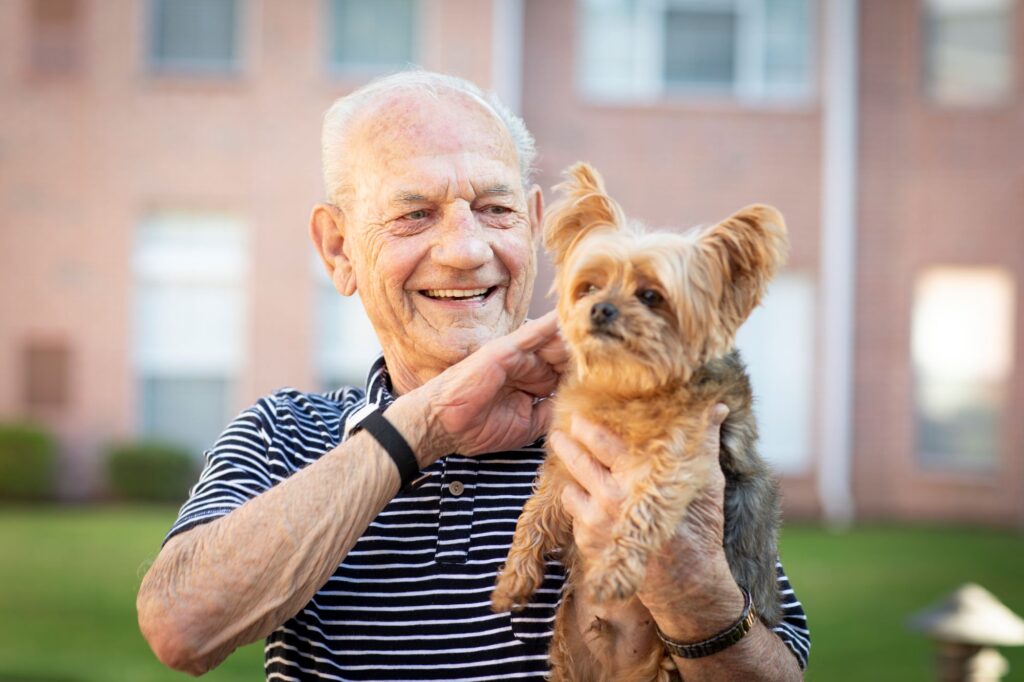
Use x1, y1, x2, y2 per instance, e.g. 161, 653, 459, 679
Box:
655, 586, 757, 659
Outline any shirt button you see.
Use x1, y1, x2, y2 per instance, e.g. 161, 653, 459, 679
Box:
449, 480, 465, 497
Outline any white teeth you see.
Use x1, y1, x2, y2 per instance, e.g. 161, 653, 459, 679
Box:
423, 288, 490, 299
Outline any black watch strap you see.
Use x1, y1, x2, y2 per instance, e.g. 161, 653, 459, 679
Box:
656, 586, 757, 659
354, 408, 422, 489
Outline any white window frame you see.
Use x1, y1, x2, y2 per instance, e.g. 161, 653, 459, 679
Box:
922, 0, 1016, 107
577, 0, 817, 105
146, 0, 244, 75
324, 0, 421, 76
133, 212, 249, 453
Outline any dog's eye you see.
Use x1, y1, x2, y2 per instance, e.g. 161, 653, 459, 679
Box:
577, 283, 599, 300
637, 289, 663, 307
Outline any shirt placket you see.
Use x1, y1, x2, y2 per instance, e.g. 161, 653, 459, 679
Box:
434, 455, 479, 564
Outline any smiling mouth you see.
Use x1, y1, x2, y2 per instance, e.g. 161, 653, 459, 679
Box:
419, 286, 497, 302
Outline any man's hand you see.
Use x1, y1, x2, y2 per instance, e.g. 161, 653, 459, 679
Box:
415, 310, 568, 459
552, 404, 736, 616
551, 407, 804, 681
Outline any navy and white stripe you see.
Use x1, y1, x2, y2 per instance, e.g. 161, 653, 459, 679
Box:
166, 356, 810, 679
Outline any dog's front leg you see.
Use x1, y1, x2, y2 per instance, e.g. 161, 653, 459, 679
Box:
492, 463, 573, 612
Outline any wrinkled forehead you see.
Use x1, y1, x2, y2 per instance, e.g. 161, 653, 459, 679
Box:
348, 89, 519, 174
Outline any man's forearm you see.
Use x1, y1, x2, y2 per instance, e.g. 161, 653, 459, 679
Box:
136, 392, 440, 675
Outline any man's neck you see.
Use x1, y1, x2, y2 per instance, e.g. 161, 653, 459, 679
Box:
380, 350, 446, 397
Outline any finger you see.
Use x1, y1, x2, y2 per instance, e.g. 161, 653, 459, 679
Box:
569, 415, 626, 470
525, 397, 555, 446
549, 431, 614, 497
560, 480, 591, 522
710, 402, 729, 426
507, 310, 559, 352
534, 330, 570, 368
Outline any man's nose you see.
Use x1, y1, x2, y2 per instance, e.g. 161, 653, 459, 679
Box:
432, 204, 494, 269
590, 301, 618, 326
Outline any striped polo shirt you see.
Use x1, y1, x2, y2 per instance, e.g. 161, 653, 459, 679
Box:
166, 356, 810, 680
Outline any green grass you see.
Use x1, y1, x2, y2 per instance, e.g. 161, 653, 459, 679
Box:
0, 508, 1022, 681
0, 506, 261, 682
780, 523, 1024, 681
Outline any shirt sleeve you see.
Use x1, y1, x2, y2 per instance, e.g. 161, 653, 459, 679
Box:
163, 396, 278, 545
771, 558, 811, 670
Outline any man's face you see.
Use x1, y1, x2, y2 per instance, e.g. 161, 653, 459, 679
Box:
336, 91, 540, 384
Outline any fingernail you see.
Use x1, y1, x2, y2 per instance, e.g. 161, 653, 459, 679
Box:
713, 403, 729, 425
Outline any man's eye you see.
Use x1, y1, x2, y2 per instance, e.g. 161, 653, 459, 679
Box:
404, 210, 429, 220
484, 205, 512, 215
637, 289, 663, 306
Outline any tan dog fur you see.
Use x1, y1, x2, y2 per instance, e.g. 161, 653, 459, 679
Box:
491, 163, 788, 681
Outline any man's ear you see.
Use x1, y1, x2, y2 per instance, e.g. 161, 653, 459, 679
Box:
527, 183, 543, 243
309, 203, 357, 296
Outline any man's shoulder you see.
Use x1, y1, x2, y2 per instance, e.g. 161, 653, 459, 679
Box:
257, 385, 366, 421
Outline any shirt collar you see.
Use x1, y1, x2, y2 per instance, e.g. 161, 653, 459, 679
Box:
363, 353, 396, 411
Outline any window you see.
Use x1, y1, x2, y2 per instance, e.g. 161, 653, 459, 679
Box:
149, 0, 240, 73
312, 256, 381, 391
30, 0, 82, 75
22, 339, 71, 410
924, 0, 1013, 106
133, 213, 247, 456
578, 0, 815, 102
327, 0, 418, 72
912, 267, 1015, 471
734, 272, 815, 475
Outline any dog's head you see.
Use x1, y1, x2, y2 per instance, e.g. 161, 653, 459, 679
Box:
544, 162, 788, 396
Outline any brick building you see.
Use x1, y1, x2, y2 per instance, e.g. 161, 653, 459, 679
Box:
1, 0, 1021, 524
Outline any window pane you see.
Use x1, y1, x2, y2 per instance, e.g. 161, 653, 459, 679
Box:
134, 213, 247, 456
664, 8, 737, 89
22, 339, 71, 410
735, 272, 815, 475
31, 0, 82, 74
912, 267, 1015, 470
925, 0, 1013, 105
328, 0, 416, 69
314, 264, 381, 391
140, 376, 230, 456
151, 0, 238, 71
578, 0, 644, 98
763, 0, 812, 92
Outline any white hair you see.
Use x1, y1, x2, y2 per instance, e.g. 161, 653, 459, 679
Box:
320, 69, 537, 204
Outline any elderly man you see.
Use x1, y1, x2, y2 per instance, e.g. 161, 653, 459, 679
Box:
137, 71, 809, 681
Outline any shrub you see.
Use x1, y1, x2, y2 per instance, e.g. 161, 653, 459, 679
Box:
107, 441, 198, 503
0, 423, 58, 500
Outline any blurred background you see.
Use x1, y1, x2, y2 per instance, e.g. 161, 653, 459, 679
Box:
0, 0, 1022, 680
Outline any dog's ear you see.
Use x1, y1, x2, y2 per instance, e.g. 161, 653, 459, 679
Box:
543, 162, 626, 266
697, 204, 788, 332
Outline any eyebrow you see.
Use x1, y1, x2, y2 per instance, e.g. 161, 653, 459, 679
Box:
391, 191, 428, 205
479, 184, 513, 197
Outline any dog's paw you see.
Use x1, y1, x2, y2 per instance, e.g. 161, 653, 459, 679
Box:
491, 566, 539, 613
587, 564, 641, 603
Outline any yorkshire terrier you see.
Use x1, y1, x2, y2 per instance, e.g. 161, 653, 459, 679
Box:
491, 163, 788, 681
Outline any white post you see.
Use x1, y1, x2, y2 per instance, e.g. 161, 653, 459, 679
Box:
817, 0, 859, 525
491, 0, 524, 113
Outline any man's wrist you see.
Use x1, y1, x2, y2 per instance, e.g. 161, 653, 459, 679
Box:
383, 390, 449, 467
644, 568, 746, 643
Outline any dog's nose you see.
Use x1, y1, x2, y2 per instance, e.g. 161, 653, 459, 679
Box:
590, 302, 619, 326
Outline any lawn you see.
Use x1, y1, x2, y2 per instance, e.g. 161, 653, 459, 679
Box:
1, 507, 1022, 681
